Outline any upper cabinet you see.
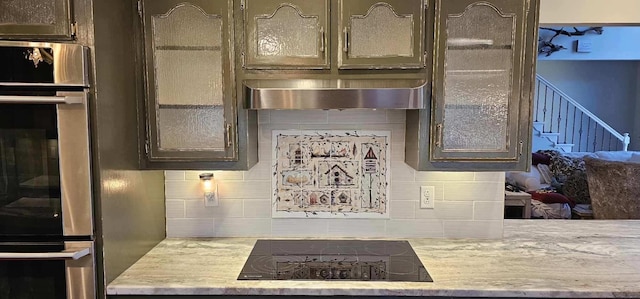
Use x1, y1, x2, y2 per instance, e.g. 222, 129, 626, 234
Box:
141, 0, 239, 165
243, 0, 330, 69
0, 0, 73, 39
338, 0, 425, 69
406, 0, 538, 171
241, 0, 425, 70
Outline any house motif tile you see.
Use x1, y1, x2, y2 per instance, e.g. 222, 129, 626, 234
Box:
272, 130, 390, 218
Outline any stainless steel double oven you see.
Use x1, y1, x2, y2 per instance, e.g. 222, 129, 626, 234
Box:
0, 41, 95, 299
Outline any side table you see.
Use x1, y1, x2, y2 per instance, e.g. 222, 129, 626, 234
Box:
504, 191, 532, 219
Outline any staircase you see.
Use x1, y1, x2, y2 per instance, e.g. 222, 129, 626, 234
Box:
533, 74, 630, 153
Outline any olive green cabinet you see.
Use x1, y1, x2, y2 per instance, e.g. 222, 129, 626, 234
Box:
140, 0, 242, 167
0, 0, 73, 39
241, 0, 425, 70
338, 0, 425, 69
406, 0, 538, 171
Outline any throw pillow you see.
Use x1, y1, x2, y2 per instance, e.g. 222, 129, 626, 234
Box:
528, 190, 576, 208
536, 164, 553, 184
562, 170, 591, 204
532, 152, 551, 165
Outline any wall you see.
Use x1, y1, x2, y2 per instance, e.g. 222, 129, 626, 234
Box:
165, 110, 505, 239
540, 0, 640, 25
634, 65, 640, 151
537, 27, 640, 60
86, 0, 167, 290
536, 61, 639, 137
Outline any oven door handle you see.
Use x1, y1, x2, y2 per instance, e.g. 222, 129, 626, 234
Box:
0, 246, 91, 260
0, 95, 83, 104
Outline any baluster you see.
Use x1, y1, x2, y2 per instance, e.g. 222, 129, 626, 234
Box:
550, 91, 556, 133
600, 126, 605, 152
608, 134, 613, 151
543, 86, 548, 132
535, 79, 541, 122
578, 112, 584, 152
571, 106, 577, 148
563, 100, 569, 144
556, 97, 563, 140
586, 118, 592, 152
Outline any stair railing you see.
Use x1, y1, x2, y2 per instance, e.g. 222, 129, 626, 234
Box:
534, 74, 630, 152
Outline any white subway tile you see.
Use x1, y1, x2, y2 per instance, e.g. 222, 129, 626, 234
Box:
327, 110, 388, 124
185, 198, 243, 218
244, 199, 272, 218
257, 110, 270, 124
474, 201, 505, 220
259, 124, 299, 144
164, 171, 185, 180
185, 171, 243, 181
444, 182, 503, 201
415, 171, 475, 181
390, 181, 422, 200
391, 142, 405, 161
390, 200, 416, 219
243, 161, 272, 181
435, 201, 473, 219
390, 162, 415, 182
326, 219, 386, 237
166, 218, 214, 237
258, 142, 273, 162
213, 218, 272, 237
443, 220, 503, 239
272, 219, 328, 237
165, 200, 185, 219
218, 181, 271, 199
270, 110, 328, 124
386, 110, 406, 123
165, 180, 201, 199
386, 220, 443, 238
474, 172, 506, 182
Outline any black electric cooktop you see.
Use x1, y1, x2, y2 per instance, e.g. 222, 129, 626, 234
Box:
238, 240, 433, 282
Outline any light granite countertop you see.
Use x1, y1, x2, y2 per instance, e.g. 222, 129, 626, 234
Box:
107, 220, 640, 297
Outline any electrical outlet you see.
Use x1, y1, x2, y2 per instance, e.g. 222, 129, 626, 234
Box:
204, 185, 219, 207
420, 186, 435, 209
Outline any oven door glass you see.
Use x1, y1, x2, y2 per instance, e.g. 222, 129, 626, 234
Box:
0, 104, 62, 238
0, 241, 94, 299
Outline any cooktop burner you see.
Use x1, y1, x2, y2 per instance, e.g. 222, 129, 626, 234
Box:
238, 240, 433, 282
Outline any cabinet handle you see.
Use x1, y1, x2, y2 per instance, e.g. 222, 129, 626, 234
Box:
435, 124, 443, 148
319, 26, 325, 53
519, 140, 524, 156
343, 27, 349, 53
225, 123, 232, 148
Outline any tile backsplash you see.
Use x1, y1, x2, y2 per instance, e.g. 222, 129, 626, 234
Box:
165, 110, 505, 239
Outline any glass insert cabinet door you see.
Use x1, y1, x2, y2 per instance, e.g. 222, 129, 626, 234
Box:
141, 0, 237, 162
338, 0, 425, 69
243, 0, 330, 69
0, 0, 72, 39
431, 0, 526, 162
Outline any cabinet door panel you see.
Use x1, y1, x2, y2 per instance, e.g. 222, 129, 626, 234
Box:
339, 0, 424, 69
432, 0, 525, 161
0, 0, 72, 39
244, 0, 329, 69
143, 0, 237, 161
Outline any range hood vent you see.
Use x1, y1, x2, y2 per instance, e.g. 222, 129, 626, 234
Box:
244, 79, 428, 110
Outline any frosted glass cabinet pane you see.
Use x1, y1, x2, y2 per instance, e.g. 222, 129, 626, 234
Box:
442, 4, 514, 151
158, 108, 225, 150
350, 4, 413, 58
0, 0, 55, 24
154, 50, 223, 106
0, 0, 70, 38
256, 5, 319, 57
153, 4, 222, 47
152, 4, 223, 106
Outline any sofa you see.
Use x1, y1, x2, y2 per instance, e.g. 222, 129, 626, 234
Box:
584, 156, 640, 219
506, 150, 640, 219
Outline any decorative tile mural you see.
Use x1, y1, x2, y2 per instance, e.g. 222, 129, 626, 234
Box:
272, 130, 390, 218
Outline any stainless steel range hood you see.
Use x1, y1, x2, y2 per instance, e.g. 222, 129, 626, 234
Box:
244, 79, 428, 110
